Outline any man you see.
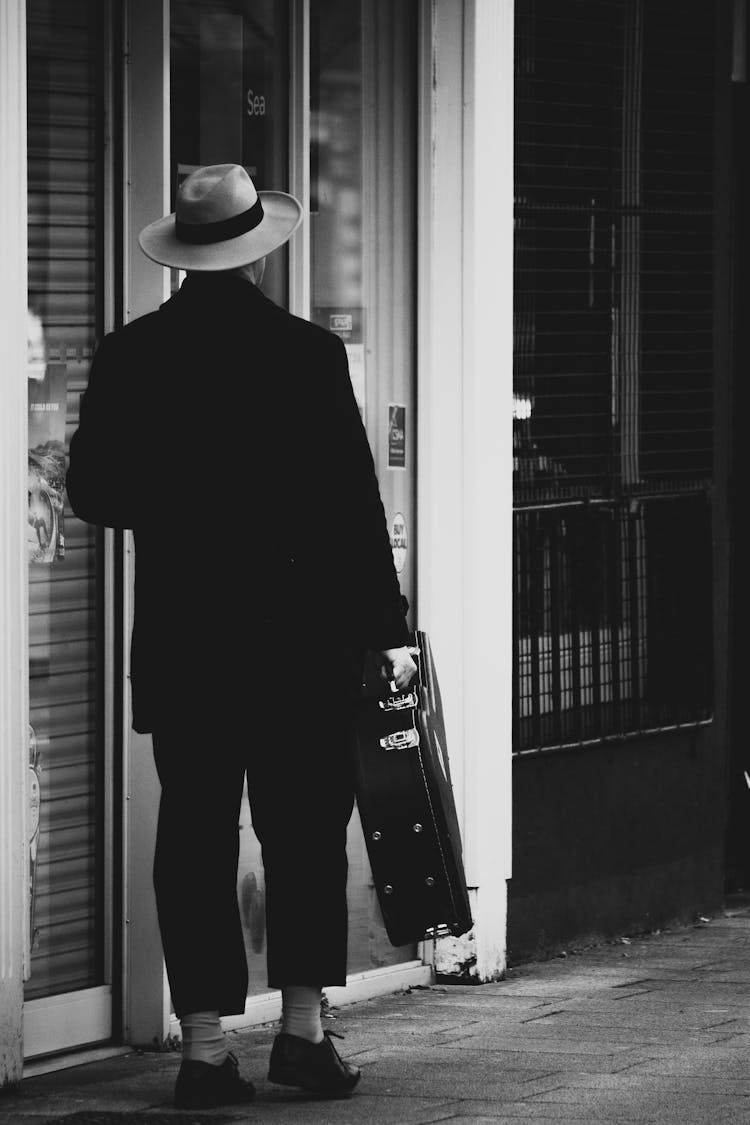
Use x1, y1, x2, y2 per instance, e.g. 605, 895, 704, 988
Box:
66, 164, 416, 1109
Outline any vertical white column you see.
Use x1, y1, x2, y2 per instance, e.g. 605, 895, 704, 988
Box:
289, 0, 310, 318
418, 0, 467, 860
0, 0, 29, 1085
418, 0, 513, 981
121, 0, 172, 1047
418, 0, 471, 975
461, 0, 514, 980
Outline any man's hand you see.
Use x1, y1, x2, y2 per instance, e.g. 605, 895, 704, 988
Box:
379, 646, 417, 691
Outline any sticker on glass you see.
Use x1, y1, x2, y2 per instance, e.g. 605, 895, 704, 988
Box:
391, 512, 408, 574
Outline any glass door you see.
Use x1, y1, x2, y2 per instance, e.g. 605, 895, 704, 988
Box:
170, 0, 291, 1003
169, 0, 419, 997
25, 0, 112, 1056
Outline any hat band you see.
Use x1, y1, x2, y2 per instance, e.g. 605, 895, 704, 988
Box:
175, 197, 264, 245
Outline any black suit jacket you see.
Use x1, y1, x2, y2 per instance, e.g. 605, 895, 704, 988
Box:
66, 274, 408, 732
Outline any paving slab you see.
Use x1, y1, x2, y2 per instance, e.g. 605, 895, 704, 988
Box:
1, 904, 749, 1125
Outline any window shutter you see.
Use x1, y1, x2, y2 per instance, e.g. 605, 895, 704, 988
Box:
514, 0, 714, 504
26, 0, 104, 1000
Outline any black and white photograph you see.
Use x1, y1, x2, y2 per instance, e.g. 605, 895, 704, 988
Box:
0, 1, 749, 1122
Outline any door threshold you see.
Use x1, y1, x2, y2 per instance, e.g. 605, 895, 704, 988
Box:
24, 1044, 132, 1080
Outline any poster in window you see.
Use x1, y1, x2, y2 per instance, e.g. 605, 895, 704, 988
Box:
28, 358, 67, 565
388, 404, 406, 468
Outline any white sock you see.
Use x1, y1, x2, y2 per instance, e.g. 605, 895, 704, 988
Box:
181, 1010, 228, 1066
280, 985, 324, 1044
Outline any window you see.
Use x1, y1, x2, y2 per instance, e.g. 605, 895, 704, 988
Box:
26, 0, 107, 1001
513, 0, 714, 753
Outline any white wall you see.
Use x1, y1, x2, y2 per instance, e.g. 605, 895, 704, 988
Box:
0, 0, 29, 1087
418, 0, 514, 980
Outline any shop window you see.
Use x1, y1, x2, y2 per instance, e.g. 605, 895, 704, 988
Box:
513, 0, 714, 753
26, 0, 106, 1001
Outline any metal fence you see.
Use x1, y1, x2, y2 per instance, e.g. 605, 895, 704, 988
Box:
512, 0, 716, 755
513, 494, 713, 755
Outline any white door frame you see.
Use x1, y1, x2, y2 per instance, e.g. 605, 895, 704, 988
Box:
289, 0, 310, 318
121, 0, 172, 1048
0, 0, 30, 1088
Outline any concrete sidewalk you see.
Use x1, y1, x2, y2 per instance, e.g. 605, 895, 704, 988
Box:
2, 903, 749, 1124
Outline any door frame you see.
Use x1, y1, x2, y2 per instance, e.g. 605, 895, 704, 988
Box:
0, 0, 31, 1086
120, 0, 173, 1048
416, 0, 513, 980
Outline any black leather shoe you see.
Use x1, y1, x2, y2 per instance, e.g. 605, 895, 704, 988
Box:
174, 1050, 256, 1109
268, 1031, 361, 1096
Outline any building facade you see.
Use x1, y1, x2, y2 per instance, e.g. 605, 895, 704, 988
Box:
0, 0, 512, 1082
509, 0, 738, 960
2, 0, 740, 1088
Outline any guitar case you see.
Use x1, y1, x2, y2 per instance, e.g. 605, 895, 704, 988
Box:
351, 630, 473, 947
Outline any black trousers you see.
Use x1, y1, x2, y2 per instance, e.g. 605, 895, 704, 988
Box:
151, 711, 355, 1018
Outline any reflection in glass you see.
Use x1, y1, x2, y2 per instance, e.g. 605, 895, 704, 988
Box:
25, 0, 104, 1001
171, 0, 290, 308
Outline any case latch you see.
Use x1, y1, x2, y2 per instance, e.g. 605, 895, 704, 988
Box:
379, 729, 420, 751
378, 690, 419, 713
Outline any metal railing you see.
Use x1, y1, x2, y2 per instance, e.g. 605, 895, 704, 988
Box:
512, 493, 713, 755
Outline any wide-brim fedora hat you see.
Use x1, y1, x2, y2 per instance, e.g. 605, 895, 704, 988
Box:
138, 163, 303, 271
